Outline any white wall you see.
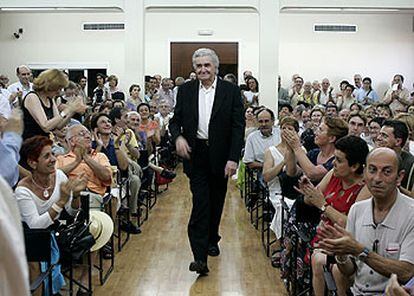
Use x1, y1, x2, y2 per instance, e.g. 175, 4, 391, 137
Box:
144, 9, 260, 84
1, 7, 413, 103
0, 12, 128, 88
279, 13, 414, 95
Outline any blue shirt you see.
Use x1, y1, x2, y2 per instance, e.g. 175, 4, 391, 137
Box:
356, 88, 379, 104
91, 138, 118, 167
0, 132, 22, 187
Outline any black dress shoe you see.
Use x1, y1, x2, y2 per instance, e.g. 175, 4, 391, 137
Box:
208, 244, 220, 257
120, 221, 142, 234
189, 261, 209, 275
160, 169, 176, 179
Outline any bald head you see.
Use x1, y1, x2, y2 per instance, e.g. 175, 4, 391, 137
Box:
365, 147, 404, 200
16, 65, 31, 85
367, 147, 401, 172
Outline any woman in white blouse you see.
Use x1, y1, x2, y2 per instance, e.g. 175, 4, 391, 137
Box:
15, 135, 86, 229
242, 76, 260, 107
262, 116, 298, 239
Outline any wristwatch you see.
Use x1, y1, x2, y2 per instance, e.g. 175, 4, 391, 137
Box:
357, 247, 370, 262
320, 204, 328, 213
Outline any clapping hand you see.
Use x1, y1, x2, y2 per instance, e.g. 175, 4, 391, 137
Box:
67, 96, 87, 114
294, 175, 325, 208
113, 126, 125, 147
385, 274, 413, 296
93, 128, 104, 148
3, 108, 23, 135
60, 173, 87, 203
282, 128, 301, 151
317, 223, 363, 257
73, 145, 86, 162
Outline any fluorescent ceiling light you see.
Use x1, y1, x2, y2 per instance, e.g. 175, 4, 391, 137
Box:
281, 7, 403, 13
0, 7, 123, 12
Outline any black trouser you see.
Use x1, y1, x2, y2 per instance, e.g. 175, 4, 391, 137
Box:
188, 139, 228, 263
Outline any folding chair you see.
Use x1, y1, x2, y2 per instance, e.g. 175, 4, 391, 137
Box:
23, 227, 54, 295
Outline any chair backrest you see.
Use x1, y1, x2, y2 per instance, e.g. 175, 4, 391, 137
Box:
23, 228, 51, 262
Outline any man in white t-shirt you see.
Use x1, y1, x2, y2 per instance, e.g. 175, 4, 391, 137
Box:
7, 65, 33, 107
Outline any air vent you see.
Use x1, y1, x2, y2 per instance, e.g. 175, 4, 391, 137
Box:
82, 23, 125, 31
314, 24, 357, 33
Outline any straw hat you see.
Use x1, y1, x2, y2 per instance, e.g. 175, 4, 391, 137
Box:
89, 210, 114, 252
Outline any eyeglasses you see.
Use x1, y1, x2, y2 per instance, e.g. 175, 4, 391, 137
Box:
75, 130, 91, 139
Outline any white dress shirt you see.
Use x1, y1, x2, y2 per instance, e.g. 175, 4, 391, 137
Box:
197, 77, 217, 140
7, 81, 33, 106
0, 88, 12, 119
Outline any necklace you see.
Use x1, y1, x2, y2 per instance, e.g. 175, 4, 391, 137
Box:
31, 175, 52, 198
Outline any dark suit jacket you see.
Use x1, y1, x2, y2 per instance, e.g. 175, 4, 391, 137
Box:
169, 78, 245, 176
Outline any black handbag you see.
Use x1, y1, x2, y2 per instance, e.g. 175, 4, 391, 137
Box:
55, 211, 95, 263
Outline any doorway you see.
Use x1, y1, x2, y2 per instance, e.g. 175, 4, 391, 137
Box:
170, 42, 238, 81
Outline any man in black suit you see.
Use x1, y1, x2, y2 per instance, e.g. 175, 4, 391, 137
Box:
169, 48, 244, 275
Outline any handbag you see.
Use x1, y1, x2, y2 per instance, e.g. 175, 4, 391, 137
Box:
55, 210, 95, 263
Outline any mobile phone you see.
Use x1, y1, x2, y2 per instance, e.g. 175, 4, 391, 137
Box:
392, 84, 399, 91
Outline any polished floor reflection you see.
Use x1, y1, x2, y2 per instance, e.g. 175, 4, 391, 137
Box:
94, 167, 285, 295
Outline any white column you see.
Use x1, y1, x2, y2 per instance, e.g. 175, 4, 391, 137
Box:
124, 1, 145, 98
258, 0, 279, 114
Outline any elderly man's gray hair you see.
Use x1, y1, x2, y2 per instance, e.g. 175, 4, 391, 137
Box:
127, 111, 141, 119
192, 48, 220, 74
65, 124, 83, 142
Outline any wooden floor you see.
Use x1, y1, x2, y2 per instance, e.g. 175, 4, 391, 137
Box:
94, 167, 286, 295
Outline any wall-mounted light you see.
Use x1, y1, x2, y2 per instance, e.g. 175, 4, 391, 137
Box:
198, 29, 214, 36
13, 28, 23, 39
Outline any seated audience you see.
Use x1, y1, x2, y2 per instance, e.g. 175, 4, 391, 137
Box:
383, 74, 411, 114
7, 65, 33, 108
0, 175, 30, 296
338, 108, 350, 122
263, 117, 298, 239
279, 116, 348, 290
298, 81, 317, 106
22, 69, 84, 140
56, 124, 112, 207
278, 76, 289, 105
347, 110, 367, 138
108, 74, 125, 101
242, 76, 260, 107
243, 108, 280, 169
376, 120, 414, 195
318, 148, 414, 295
286, 116, 349, 182
244, 106, 257, 139
313, 78, 335, 105
137, 102, 161, 155
365, 117, 385, 147
92, 111, 142, 234
126, 84, 142, 111
299, 135, 370, 296
325, 102, 338, 117
356, 77, 379, 106
93, 73, 110, 104
157, 78, 175, 108
337, 84, 356, 111
289, 76, 304, 107
0, 109, 23, 187
16, 135, 87, 295
394, 113, 414, 155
